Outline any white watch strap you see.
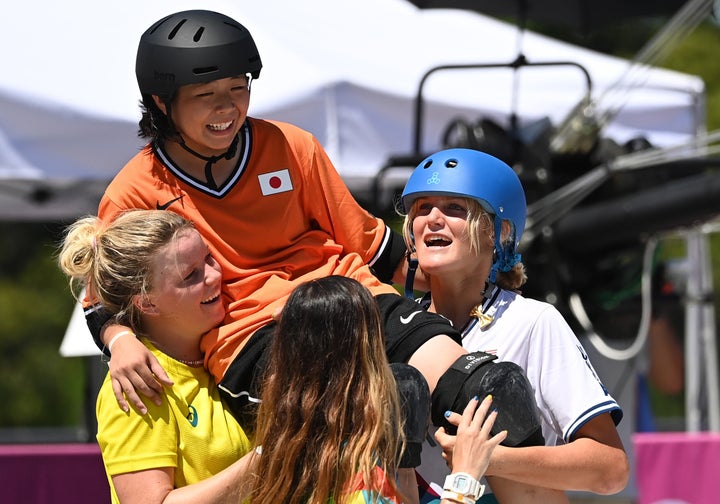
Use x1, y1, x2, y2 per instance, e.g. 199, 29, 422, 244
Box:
443, 472, 484, 500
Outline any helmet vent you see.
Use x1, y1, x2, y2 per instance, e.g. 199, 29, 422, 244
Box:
167, 19, 187, 40
423, 160, 433, 169
445, 159, 459, 168
193, 66, 219, 76
193, 27, 205, 42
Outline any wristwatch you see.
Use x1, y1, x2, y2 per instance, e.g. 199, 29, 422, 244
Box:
441, 472, 485, 503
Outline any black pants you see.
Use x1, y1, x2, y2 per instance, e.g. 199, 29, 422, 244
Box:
219, 293, 459, 426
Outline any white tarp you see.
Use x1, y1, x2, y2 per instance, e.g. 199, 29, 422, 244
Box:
0, 0, 705, 222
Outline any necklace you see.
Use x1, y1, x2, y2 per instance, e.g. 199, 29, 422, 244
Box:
175, 357, 204, 367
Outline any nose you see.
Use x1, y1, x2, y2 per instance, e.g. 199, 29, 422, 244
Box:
426, 205, 445, 227
209, 87, 237, 112
214, 93, 233, 112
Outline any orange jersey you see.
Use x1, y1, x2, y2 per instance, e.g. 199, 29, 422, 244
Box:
99, 118, 398, 382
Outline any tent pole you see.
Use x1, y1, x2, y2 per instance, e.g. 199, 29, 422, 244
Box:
684, 228, 720, 431
697, 228, 720, 431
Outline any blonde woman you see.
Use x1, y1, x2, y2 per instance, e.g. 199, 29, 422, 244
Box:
58, 209, 256, 503
401, 149, 629, 503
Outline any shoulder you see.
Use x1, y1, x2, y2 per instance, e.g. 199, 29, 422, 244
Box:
497, 289, 561, 320
491, 289, 575, 341
344, 466, 403, 503
106, 146, 161, 191
101, 147, 181, 214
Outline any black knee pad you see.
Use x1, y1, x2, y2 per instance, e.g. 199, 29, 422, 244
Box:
391, 363, 430, 468
431, 352, 545, 447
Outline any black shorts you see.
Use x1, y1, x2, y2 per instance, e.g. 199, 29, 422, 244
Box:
218, 293, 461, 427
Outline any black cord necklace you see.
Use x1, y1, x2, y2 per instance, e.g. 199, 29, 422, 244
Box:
178, 134, 240, 190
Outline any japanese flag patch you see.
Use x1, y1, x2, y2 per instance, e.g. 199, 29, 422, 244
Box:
258, 169, 293, 195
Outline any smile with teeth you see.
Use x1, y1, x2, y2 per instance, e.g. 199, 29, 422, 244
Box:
207, 120, 233, 131
424, 235, 451, 247
201, 293, 220, 304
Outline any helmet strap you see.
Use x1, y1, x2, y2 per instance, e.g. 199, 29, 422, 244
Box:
489, 217, 503, 283
489, 263, 499, 284
178, 134, 240, 190
162, 100, 242, 190
404, 254, 419, 300
490, 217, 521, 281
482, 278, 497, 300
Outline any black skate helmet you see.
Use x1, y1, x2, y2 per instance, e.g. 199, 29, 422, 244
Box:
136, 9, 262, 99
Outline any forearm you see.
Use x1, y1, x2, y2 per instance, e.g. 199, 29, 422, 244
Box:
84, 304, 114, 355
486, 476, 568, 504
101, 323, 135, 349
164, 451, 256, 504
487, 439, 629, 494
84, 305, 135, 354
115, 452, 256, 504
397, 468, 419, 504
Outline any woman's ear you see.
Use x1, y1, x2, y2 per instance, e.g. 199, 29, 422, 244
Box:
152, 95, 168, 115
133, 294, 159, 316
500, 220, 513, 243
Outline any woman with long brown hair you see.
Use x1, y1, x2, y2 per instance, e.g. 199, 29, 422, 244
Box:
250, 276, 505, 504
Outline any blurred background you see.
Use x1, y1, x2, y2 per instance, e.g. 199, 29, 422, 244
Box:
1, 1, 720, 501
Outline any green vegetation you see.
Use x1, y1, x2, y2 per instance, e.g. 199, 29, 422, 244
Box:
663, 22, 720, 130
0, 222, 86, 430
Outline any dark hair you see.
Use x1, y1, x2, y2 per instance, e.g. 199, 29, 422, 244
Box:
251, 276, 404, 504
137, 95, 180, 143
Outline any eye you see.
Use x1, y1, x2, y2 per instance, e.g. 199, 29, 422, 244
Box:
206, 253, 218, 267
229, 75, 250, 92
415, 203, 433, 216
444, 202, 468, 217
183, 268, 200, 282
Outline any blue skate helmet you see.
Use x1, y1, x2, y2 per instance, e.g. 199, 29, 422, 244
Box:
401, 148, 527, 282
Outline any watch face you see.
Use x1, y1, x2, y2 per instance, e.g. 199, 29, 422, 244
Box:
455, 475, 469, 492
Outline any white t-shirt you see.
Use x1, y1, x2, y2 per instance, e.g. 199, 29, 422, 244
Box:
417, 287, 623, 496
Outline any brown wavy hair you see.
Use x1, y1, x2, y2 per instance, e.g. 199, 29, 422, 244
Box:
249, 276, 405, 504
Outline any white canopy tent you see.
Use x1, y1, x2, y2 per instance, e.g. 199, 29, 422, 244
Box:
0, 0, 705, 221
